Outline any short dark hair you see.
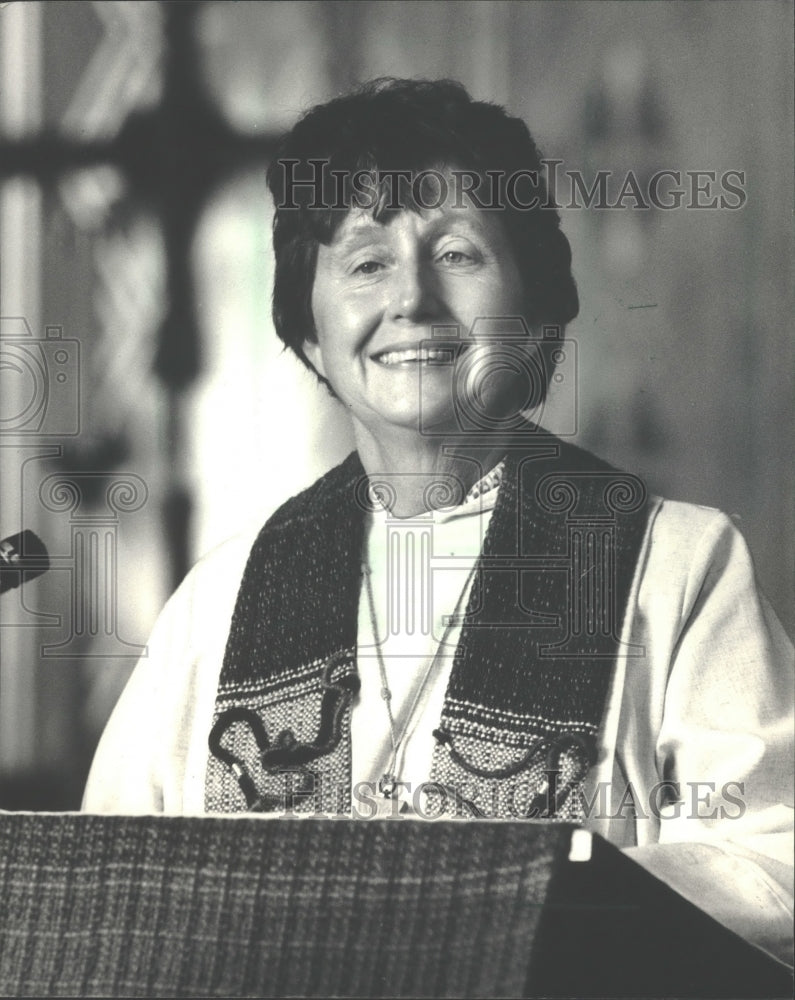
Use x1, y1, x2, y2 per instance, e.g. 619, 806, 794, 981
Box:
266, 77, 579, 394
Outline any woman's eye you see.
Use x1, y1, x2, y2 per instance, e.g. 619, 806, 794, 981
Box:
439, 250, 473, 265
353, 260, 383, 275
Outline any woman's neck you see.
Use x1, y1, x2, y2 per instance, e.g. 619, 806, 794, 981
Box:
353, 423, 508, 518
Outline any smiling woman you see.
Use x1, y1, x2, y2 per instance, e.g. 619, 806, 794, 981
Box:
82, 78, 794, 970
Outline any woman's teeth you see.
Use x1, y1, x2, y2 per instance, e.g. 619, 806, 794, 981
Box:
375, 347, 450, 366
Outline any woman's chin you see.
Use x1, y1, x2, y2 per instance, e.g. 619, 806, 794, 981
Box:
355, 403, 458, 442
358, 397, 530, 444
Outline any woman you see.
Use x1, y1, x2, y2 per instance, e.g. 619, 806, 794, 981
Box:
84, 79, 793, 966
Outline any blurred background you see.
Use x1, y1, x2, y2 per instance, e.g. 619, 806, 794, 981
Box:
0, 0, 792, 809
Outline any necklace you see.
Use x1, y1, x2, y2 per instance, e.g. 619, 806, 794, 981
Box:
361, 558, 478, 799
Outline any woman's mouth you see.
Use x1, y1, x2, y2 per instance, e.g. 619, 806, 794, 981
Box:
371, 345, 460, 366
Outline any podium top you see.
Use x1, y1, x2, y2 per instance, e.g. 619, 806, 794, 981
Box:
0, 813, 790, 999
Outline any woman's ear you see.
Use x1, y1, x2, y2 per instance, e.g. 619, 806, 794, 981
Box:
302, 338, 326, 379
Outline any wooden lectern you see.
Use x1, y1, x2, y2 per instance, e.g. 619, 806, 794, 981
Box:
0, 813, 790, 998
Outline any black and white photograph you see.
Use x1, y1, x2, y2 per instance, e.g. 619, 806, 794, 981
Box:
0, 2, 792, 996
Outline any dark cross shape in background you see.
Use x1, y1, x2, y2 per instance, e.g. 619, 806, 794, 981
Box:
0, 1, 278, 589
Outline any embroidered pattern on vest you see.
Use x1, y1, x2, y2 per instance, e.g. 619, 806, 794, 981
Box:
426, 450, 648, 819
206, 438, 649, 819
205, 454, 365, 814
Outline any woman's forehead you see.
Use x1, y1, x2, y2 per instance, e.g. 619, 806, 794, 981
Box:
327, 200, 510, 249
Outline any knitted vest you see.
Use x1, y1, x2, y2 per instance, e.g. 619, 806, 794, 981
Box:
206, 437, 649, 819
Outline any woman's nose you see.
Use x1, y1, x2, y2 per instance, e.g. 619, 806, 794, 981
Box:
388, 261, 442, 322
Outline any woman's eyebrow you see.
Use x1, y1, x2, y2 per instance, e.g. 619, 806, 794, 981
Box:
430, 220, 480, 239
331, 218, 388, 252
426, 219, 497, 250
328, 212, 494, 256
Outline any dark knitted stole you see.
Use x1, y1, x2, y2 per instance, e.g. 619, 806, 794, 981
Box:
205, 437, 649, 818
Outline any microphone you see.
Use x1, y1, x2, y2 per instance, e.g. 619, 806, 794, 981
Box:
0, 530, 50, 594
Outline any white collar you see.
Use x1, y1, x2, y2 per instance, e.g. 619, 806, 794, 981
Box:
366, 459, 505, 524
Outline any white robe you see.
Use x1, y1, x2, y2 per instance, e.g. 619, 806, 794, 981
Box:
82, 493, 794, 968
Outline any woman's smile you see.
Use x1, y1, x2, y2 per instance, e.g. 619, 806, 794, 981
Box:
370, 344, 454, 367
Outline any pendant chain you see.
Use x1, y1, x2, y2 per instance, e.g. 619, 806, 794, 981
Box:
359, 458, 503, 798
361, 559, 477, 798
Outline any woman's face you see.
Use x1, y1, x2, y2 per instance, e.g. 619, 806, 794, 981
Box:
305, 191, 528, 443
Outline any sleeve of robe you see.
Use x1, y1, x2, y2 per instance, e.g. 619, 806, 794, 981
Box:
81, 529, 255, 815
600, 501, 794, 969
